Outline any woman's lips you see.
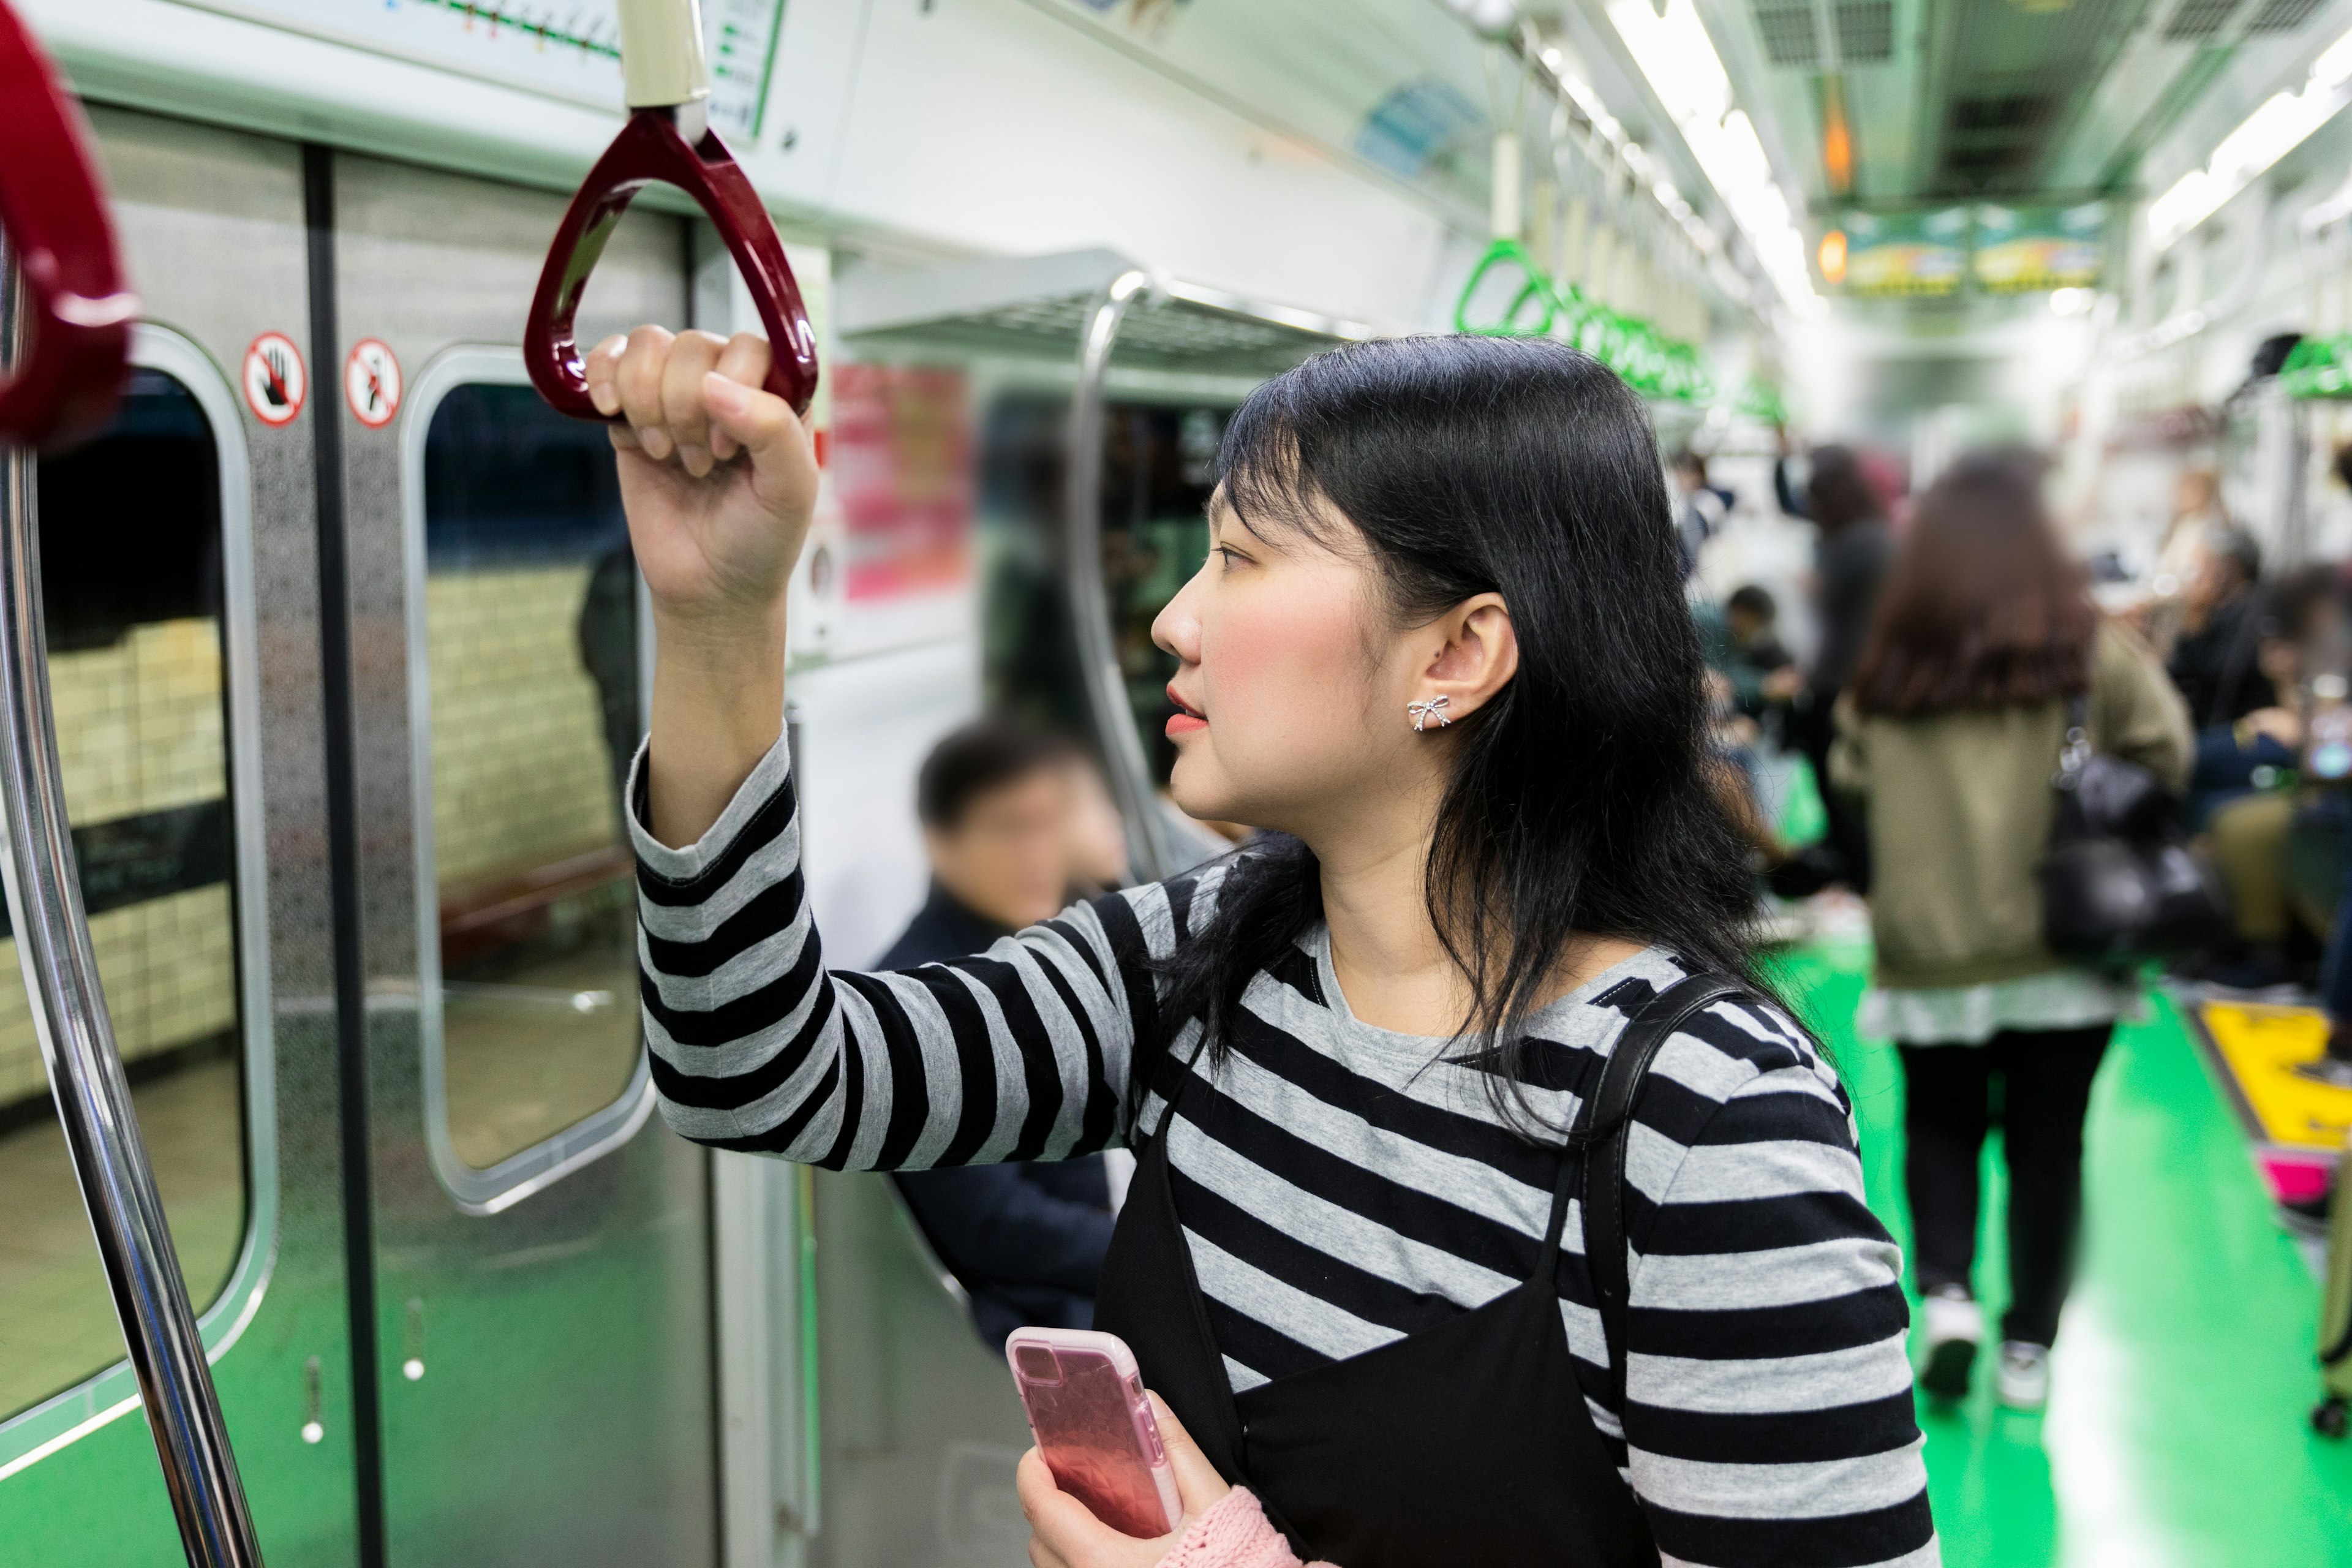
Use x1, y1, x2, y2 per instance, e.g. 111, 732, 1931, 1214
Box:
1166, 686, 1206, 736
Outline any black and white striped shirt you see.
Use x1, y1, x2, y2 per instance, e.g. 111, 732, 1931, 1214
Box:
634, 736, 1937, 1568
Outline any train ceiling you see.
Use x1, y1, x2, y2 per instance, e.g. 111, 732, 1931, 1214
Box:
1704, 0, 2352, 203
1035, 0, 2352, 328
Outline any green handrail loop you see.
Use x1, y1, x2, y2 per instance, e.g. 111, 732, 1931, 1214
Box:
1455, 239, 1558, 338
1450, 238, 1715, 405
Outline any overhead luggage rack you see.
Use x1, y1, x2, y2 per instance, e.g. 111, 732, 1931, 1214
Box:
839, 250, 1379, 883
837, 247, 1378, 372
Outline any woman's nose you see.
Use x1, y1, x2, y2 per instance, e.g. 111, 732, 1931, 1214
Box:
1153, 571, 1204, 663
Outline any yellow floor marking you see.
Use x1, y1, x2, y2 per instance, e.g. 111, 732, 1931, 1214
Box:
2198, 1000, 2352, 1150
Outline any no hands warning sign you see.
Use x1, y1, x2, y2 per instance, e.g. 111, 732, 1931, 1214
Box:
345, 338, 402, 428
241, 333, 306, 426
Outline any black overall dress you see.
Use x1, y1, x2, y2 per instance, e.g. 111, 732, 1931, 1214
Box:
1093, 973, 1745, 1567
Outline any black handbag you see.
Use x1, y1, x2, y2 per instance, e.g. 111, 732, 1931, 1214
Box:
2038, 694, 2229, 965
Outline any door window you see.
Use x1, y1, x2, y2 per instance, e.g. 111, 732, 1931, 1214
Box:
410, 362, 649, 1199
0, 359, 257, 1422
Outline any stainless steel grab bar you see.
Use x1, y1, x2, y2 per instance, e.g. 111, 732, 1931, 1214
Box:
0, 240, 265, 1568
1064, 270, 1175, 885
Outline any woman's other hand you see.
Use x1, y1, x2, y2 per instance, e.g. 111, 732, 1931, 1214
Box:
1018, 1393, 1231, 1568
583, 327, 819, 632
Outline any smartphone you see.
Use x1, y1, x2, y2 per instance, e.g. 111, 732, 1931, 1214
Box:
1006, 1327, 1180, 1537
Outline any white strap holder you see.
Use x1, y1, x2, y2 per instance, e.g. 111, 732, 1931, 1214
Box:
617, 0, 713, 119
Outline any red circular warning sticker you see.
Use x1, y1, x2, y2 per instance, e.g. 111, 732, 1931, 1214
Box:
241, 333, 306, 426
345, 338, 402, 428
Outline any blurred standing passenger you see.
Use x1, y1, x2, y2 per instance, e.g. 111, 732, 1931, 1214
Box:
1781, 442, 1896, 888
1670, 448, 1726, 579
2150, 469, 2226, 619
1833, 452, 2191, 1411
884, 721, 1117, 1351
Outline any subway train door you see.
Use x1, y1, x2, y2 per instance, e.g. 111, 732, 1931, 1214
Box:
325, 149, 718, 1566
0, 105, 365, 1566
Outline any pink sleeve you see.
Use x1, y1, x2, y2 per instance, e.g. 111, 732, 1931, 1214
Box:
1158, 1489, 1336, 1568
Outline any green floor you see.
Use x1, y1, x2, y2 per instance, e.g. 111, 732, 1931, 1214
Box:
1768, 939, 2352, 1566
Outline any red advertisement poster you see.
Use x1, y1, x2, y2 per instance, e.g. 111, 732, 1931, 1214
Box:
829, 363, 973, 601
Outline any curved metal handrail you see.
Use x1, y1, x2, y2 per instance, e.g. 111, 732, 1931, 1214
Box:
0, 244, 262, 1565
1064, 271, 1174, 884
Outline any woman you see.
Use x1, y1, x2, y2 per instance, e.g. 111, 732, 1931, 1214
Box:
1833, 452, 2190, 1413
598, 327, 1934, 1566
1774, 442, 1896, 892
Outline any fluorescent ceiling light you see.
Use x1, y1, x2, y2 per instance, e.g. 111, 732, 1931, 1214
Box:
1606, 0, 1822, 315
2150, 24, 2352, 250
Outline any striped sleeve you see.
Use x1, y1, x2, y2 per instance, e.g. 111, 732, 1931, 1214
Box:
628, 732, 1199, 1169
1619, 998, 1937, 1568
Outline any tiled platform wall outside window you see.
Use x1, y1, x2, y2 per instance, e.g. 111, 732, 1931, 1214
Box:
427, 563, 622, 897
0, 619, 233, 1107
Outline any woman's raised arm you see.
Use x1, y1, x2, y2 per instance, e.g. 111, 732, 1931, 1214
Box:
584, 326, 816, 848
594, 327, 1208, 1168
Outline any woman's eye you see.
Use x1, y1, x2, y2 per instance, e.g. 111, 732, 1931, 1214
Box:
1215, 546, 1249, 569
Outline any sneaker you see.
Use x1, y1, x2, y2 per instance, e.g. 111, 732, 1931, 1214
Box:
1918, 1285, 1981, 1401
1996, 1341, 2051, 1411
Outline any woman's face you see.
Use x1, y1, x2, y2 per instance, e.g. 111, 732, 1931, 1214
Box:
1152, 496, 1415, 834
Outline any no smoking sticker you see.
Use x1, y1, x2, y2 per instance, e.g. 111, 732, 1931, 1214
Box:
345, 338, 402, 428
241, 333, 306, 426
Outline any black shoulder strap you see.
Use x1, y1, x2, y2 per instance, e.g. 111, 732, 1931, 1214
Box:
1576, 971, 1752, 1408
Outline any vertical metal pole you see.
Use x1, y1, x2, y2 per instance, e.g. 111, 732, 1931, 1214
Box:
0, 240, 263, 1567
1065, 271, 1174, 884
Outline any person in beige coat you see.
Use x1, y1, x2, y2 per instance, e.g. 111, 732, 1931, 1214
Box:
1833, 451, 2192, 1412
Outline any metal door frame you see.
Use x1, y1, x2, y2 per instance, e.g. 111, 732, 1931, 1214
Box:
396, 342, 657, 1218
0, 321, 281, 1477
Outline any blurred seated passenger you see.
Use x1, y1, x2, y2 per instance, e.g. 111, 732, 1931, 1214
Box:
2168, 527, 2271, 728
2184, 565, 2343, 831
1833, 451, 2191, 1412
1061, 748, 1133, 897
1722, 583, 1801, 722
2309, 733, 2352, 1091
884, 720, 1115, 1352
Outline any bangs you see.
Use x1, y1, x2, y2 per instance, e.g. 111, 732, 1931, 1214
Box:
1215, 380, 1341, 550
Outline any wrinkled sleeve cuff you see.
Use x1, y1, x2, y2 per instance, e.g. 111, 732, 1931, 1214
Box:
625, 725, 792, 883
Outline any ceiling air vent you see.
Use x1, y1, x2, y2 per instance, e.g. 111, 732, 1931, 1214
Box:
1752, 0, 1826, 65
1950, 92, 2049, 130
2163, 0, 2241, 39
1833, 0, 1896, 61
2245, 0, 2322, 31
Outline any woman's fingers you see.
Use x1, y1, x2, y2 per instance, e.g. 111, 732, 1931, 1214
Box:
701, 373, 816, 516
709, 333, 773, 464
1016, 1450, 1076, 1568
1147, 1392, 1230, 1520
598, 325, 786, 479
584, 334, 627, 417
616, 324, 677, 460
660, 330, 731, 477
1017, 1447, 1170, 1567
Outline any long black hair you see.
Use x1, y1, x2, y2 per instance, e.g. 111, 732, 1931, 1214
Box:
1155, 334, 1760, 1132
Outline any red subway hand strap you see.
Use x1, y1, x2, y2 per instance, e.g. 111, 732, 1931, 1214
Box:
525, 110, 818, 421
0, 0, 134, 446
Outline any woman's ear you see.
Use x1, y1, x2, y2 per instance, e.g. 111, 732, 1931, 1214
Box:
1413, 593, 1518, 724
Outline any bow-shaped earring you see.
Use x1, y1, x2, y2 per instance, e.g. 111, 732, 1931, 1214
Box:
1407, 696, 1452, 732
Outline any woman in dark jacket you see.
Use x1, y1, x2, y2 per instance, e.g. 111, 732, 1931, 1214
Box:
1778, 443, 1894, 888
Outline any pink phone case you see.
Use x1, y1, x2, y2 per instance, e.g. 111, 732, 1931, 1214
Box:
1006, 1327, 1181, 1538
